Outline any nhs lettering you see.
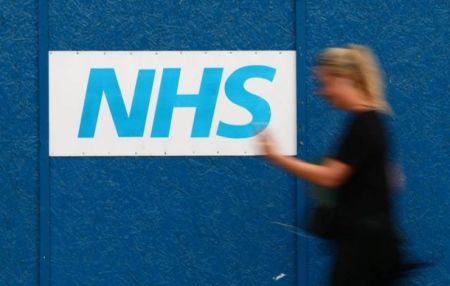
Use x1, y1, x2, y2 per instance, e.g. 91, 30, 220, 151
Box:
49, 51, 296, 156
78, 65, 274, 139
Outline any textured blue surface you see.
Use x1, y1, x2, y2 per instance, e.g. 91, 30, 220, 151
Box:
48, 1, 297, 285
0, 0, 39, 285
39, 0, 51, 284
49, 0, 295, 51
50, 158, 297, 285
305, 0, 450, 285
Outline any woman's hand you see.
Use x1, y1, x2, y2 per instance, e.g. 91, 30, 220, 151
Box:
257, 131, 280, 161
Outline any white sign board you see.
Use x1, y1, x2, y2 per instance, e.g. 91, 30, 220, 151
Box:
49, 51, 296, 156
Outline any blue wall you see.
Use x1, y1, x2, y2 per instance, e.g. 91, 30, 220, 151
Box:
1, 0, 449, 285
0, 0, 40, 284
48, 1, 297, 286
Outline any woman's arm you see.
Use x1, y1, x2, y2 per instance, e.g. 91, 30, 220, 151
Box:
259, 134, 352, 188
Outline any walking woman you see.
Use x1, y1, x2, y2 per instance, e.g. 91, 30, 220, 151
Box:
259, 44, 403, 285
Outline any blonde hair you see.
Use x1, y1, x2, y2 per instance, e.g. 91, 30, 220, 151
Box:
316, 44, 391, 113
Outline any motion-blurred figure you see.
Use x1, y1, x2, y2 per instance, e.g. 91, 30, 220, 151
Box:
259, 44, 406, 285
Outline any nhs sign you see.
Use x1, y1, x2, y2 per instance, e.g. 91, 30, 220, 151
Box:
49, 51, 296, 156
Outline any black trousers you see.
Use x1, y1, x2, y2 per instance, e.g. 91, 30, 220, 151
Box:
330, 223, 402, 286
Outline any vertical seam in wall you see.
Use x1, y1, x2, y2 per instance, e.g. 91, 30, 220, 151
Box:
295, 0, 308, 286
39, 0, 50, 284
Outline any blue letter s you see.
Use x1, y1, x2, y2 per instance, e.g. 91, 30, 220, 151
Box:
217, 65, 275, 138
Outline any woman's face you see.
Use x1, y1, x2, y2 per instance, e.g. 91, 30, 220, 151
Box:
315, 70, 357, 110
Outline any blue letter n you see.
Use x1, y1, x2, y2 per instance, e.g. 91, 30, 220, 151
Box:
78, 68, 155, 138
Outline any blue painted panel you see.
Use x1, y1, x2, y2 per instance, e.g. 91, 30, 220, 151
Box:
48, 1, 297, 285
49, 0, 295, 51
304, 0, 450, 285
0, 0, 39, 285
50, 158, 297, 285
295, 1, 310, 285
39, 0, 51, 284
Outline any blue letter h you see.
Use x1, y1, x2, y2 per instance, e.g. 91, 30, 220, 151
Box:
151, 68, 223, 138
